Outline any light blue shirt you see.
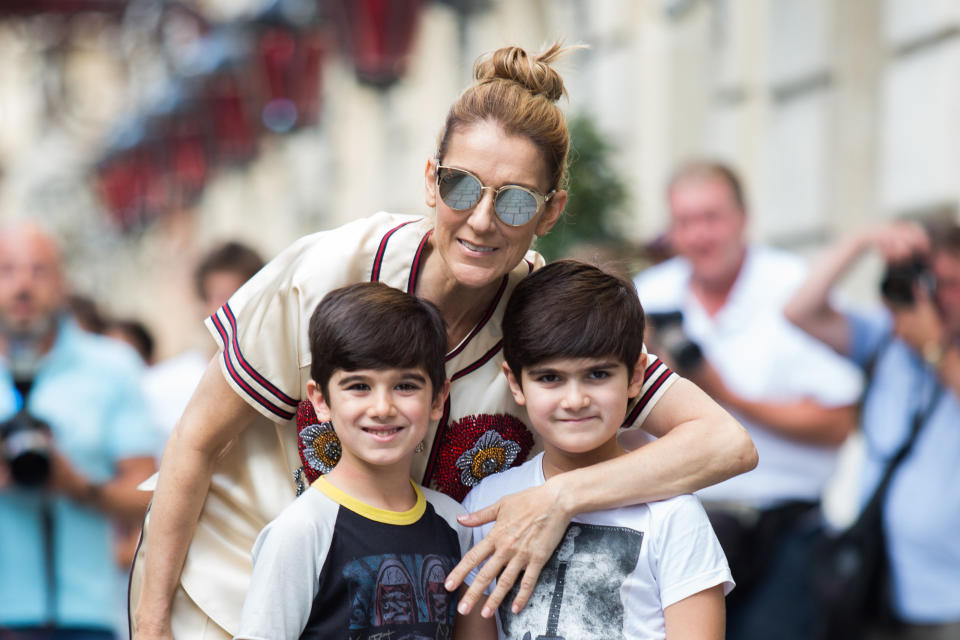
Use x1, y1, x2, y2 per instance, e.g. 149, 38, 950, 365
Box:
0, 321, 155, 629
848, 310, 960, 624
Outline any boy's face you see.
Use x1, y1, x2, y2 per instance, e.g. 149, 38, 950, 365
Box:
503, 356, 645, 457
307, 368, 448, 471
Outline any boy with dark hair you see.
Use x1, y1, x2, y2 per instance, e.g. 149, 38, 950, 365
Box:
235, 282, 495, 639
464, 260, 733, 639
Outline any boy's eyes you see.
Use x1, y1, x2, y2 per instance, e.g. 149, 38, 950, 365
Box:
534, 373, 562, 384
533, 369, 614, 384
342, 382, 422, 392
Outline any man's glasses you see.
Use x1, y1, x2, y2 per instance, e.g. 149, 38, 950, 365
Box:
436, 165, 554, 227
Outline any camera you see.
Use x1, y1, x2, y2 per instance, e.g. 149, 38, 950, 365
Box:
880, 257, 936, 308
0, 410, 52, 487
646, 310, 704, 372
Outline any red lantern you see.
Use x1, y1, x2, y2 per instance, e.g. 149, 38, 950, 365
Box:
205, 72, 256, 164
97, 145, 168, 231
331, 0, 423, 88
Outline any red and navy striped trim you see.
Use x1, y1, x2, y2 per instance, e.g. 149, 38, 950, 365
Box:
423, 340, 504, 486
451, 340, 503, 381
371, 220, 419, 283
621, 358, 674, 429
407, 229, 433, 293
210, 312, 296, 420
422, 394, 453, 486
445, 276, 508, 361
222, 304, 298, 406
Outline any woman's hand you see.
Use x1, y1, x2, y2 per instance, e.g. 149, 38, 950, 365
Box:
446, 477, 572, 618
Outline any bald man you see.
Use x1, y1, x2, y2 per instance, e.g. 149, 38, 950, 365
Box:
0, 224, 156, 639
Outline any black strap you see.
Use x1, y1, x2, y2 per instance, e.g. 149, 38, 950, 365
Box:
857, 380, 944, 526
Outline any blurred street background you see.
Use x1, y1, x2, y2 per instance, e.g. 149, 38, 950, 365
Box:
1, 0, 957, 360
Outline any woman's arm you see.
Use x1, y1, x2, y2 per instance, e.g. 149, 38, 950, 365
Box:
663, 585, 726, 640
447, 378, 755, 617
133, 358, 258, 639
783, 221, 930, 356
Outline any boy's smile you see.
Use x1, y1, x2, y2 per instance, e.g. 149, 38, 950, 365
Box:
307, 368, 446, 470
504, 356, 645, 467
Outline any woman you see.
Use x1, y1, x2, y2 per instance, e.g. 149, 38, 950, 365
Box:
132, 43, 756, 639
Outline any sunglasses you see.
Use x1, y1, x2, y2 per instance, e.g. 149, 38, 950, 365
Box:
435, 165, 555, 227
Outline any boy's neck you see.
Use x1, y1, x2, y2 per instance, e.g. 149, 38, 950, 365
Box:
540, 437, 626, 480
323, 455, 419, 512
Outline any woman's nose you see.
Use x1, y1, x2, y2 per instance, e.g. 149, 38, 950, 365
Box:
466, 189, 498, 234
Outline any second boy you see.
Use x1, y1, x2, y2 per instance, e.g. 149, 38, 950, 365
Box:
464, 260, 734, 639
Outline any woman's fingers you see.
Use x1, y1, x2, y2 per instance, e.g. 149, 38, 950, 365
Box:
446, 483, 573, 615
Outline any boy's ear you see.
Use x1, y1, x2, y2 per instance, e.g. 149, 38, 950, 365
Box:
627, 352, 647, 398
501, 362, 526, 406
306, 379, 333, 422
430, 379, 450, 421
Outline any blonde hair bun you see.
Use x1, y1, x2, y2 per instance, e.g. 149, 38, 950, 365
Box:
474, 43, 574, 103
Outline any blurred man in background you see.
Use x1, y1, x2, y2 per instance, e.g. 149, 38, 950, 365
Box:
634, 161, 864, 640
141, 241, 264, 454
0, 223, 155, 639
786, 220, 960, 639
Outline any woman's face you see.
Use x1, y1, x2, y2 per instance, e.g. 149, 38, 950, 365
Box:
424, 120, 566, 291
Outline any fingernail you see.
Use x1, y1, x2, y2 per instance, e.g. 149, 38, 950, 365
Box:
512, 604, 520, 614
481, 606, 492, 618
457, 602, 469, 615
444, 580, 454, 591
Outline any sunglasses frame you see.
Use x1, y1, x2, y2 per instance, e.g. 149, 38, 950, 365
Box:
435, 164, 555, 227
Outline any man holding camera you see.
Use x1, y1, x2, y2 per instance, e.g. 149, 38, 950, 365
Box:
634, 161, 864, 640
0, 223, 156, 639
785, 220, 960, 639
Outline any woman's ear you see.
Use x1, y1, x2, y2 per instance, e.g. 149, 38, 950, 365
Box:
535, 189, 567, 237
306, 379, 333, 422
501, 362, 526, 405
424, 157, 438, 209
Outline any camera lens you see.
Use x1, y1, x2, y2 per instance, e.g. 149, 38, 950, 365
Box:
1, 412, 52, 487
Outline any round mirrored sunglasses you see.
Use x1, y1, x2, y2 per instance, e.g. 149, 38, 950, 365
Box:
436, 165, 554, 227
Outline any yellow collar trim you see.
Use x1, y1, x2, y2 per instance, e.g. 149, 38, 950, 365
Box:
313, 476, 426, 525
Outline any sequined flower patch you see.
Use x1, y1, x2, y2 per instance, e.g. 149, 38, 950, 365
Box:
296, 400, 341, 484
433, 414, 533, 501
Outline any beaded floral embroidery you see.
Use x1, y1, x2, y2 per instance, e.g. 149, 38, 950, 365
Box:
434, 414, 533, 501
296, 400, 341, 485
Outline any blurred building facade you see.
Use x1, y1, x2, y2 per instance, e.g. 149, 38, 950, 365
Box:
0, 0, 958, 356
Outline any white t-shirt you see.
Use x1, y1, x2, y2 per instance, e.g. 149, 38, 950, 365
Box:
635, 247, 865, 507
463, 453, 734, 640
141, 348, 208, 458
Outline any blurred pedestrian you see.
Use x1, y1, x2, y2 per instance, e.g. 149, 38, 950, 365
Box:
140, 241, 264, 453
105, 319, 155, 365
0, 223, 156, 639
786, 220, 960, 639
634, 160, 864, 640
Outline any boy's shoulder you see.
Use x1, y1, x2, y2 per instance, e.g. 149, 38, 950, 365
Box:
265, 483, 341, 532
463, 454, 542, 511
600, 492, 708, 533
420, 484, 467, 523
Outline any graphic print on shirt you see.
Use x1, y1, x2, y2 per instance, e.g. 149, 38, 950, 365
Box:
499, 523, 644, 640
342, 552, 458, 637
